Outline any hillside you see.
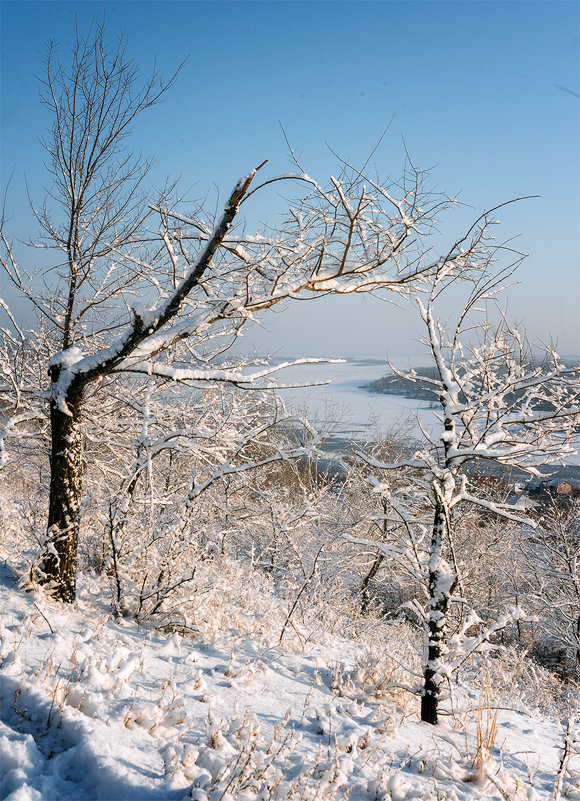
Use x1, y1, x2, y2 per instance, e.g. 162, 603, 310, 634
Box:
1, 552, 578, 800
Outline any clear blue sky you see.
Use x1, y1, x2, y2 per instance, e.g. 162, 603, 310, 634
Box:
1, 0, 579, 357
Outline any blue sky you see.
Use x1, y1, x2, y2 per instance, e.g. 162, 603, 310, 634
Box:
1, 0, 579, 357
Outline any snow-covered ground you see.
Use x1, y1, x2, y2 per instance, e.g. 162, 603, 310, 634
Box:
1, 555, 578, 801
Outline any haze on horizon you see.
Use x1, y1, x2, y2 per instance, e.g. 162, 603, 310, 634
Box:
1, 0, 578, 358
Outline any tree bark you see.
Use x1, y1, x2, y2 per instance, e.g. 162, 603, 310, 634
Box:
421, 497, 453, 725
38, 368, 84, 602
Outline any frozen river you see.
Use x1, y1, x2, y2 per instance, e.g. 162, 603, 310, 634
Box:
271, 357, 580, 473
272, 357, 436, 448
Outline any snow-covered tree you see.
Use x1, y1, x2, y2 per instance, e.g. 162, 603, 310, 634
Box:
0, 22, 528, 602
354, 265, 580, 724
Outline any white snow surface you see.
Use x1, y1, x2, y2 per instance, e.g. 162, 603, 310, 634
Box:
0, 559, 578, 801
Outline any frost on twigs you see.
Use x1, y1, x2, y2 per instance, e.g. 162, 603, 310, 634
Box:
354, 260, 580, 724
3, 85, 532, 602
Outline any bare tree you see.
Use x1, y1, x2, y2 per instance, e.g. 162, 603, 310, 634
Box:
34, 24, 182, 350
354, 265, 580, 724
0, 22, 525, 602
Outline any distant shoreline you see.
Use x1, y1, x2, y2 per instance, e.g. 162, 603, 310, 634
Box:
360, 357, 580, 403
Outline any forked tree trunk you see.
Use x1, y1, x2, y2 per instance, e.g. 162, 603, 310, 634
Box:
38, 369, 84, 602
421, 497, 454, 725
34, 169, 257, 603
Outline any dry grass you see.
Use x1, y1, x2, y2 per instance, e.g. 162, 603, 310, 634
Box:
463, 686, 500, 783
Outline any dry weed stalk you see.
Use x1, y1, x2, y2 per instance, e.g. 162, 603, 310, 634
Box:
463, 684, 500, 783
473, 696, 499, 779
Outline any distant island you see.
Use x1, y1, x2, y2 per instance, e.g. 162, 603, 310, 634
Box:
362, 367, 439, 402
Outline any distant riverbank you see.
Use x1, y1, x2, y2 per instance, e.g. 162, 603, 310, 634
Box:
361, 358, 580, 404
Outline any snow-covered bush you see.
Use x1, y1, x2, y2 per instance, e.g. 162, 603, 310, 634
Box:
519, 498, 580, 679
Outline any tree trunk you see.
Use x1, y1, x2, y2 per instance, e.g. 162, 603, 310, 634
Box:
38, 369, 84, 602
421, 497, 453, 725
361, 551, 384, 615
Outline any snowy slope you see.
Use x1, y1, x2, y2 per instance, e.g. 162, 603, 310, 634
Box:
0, 558, 578, 801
